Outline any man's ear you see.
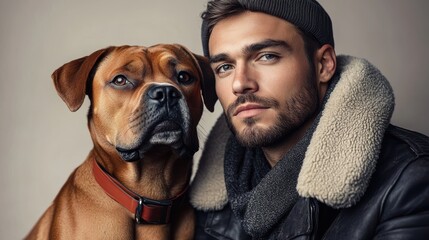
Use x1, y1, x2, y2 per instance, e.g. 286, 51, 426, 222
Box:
52, 47, 113, 112
315, 44, 336, 84
174, 44, 217, 112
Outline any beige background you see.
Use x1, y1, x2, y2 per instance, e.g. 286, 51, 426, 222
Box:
1, 0, 428, 239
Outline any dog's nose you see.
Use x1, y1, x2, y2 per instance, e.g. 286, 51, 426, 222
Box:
147, 85, 181, 107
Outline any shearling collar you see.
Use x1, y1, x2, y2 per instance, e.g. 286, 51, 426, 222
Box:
190, 55, 395, 210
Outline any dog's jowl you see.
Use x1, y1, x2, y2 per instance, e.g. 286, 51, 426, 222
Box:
25, 44, 216, 240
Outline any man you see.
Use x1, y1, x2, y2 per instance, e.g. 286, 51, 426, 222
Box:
190, 0, 429, 239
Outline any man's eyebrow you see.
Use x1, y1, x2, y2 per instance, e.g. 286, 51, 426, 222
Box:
244, 39, 291, 55
209, 39, 291, 64
209, 53, 229, 64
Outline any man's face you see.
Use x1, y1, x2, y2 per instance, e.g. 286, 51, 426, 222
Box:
209, 11, 322, 147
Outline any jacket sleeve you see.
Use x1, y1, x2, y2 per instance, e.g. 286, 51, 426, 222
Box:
374, 157, 429, 240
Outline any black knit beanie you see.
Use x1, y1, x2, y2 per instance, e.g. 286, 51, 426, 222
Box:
201, 0, 334, 57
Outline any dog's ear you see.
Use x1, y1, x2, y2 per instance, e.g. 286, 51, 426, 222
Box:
175, 44, 217, 112
193, 54, 217, 112
52, 47, 112, 112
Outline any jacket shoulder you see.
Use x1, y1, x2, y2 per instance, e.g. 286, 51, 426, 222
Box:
386, 125, 429, 156
375, 125, 429, 238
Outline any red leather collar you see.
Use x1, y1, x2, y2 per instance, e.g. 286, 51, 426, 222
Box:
92, 159, 188, 224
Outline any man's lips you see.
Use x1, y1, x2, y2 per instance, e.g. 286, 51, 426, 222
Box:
233, 103, 269, 118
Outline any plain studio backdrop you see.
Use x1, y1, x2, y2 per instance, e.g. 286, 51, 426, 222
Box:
1, 0, 428, 238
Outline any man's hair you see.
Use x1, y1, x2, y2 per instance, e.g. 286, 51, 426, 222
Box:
202, 0, 244, 39
201, 0, 333, 63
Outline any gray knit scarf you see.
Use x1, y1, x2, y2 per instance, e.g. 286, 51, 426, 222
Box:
224, 76, 339, 239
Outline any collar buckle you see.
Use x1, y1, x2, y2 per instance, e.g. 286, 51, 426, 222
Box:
135, 197, 173, 224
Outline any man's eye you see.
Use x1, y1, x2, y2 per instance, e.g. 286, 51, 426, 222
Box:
258, 54, 278, 61
216, 64, 233, 74
111, 75, 129, 86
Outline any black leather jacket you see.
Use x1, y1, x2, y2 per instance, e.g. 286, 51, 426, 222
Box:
195, 125, 429, 240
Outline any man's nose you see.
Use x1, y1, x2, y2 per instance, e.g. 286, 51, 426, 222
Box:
232, 64, 258, 95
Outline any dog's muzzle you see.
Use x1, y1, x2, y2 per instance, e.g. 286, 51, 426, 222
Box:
116, 84, 196, 161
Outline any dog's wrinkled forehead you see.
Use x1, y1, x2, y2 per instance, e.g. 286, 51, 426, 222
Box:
148, 44, 192, 60
97, 46, 149, 76
97, 45, 199, 80
147, 44, 200, 77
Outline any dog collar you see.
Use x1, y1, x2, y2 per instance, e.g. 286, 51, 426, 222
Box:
92, 159, 188, 224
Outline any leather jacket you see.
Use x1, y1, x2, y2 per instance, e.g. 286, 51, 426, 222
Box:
194, 125, 429, 239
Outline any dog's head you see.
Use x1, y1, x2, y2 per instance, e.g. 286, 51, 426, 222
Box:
52, 44, 217, 161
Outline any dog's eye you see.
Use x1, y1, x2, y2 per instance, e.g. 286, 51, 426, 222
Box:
111, 75, 130, 87
177, 71, 194, 85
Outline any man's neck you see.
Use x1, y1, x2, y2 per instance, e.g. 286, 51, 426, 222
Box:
262, 115, 317, 167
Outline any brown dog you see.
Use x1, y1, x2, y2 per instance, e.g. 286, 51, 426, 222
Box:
25, 44, 216, 239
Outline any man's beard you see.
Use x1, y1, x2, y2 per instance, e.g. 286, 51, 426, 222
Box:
225, 71, 320, 148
